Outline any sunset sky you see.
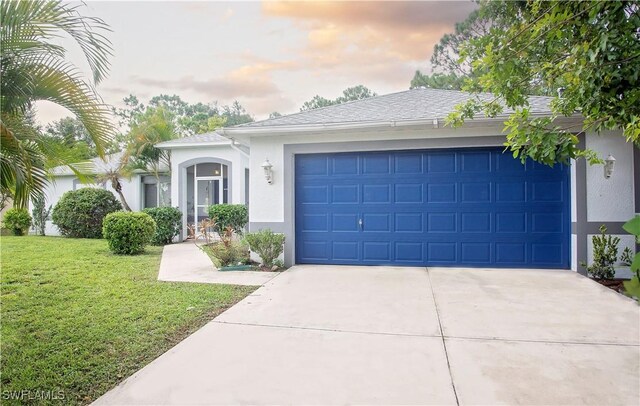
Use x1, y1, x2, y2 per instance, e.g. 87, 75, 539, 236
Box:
37, 0, 477, 125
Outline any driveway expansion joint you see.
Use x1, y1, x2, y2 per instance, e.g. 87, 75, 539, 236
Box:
212, 320, 443, 339
443, 335, 640, 347
426, 267, 460, 406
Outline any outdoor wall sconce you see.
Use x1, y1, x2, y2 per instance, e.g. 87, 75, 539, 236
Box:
604, 154, 616, 179
261, 159, 273, 184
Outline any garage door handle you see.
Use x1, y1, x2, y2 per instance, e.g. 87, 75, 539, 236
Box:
358, 219, 363, 229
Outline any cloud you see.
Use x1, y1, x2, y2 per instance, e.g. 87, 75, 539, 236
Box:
131, 74, 280, 100
128, 61, 299, 116
263, 1, 477, 62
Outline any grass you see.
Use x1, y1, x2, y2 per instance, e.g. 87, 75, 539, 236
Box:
0, 236, 256, 405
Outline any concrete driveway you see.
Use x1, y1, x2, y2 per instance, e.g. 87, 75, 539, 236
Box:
96, 266, 640, 405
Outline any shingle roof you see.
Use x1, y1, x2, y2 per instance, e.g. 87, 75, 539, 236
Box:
236, 88, 553, 129
51, 151, 169, 176
156, 132, 230, 147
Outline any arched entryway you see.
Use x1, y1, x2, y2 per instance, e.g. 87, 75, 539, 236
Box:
178, 158, 232, 240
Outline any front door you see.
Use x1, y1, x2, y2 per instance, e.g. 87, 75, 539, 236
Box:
195, 178, 221, 225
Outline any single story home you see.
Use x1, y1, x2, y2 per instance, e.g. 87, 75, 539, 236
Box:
43, 88, 637, 274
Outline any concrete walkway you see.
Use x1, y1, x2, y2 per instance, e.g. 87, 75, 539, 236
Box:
157, 241, 277, 286
97, 266, 640, 405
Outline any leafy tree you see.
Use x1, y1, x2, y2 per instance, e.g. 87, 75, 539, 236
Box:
44, 117, 96, 160
114, 95, 252, 136
336, 85, 377, 104
1, 0, 113, 208
269, 112, 282, 119
446, 0, 640, 166
410, 5, 531, 92
301, 95, 335, 111
410, 71, 466, 90
221, 101, 253, 127
300, 85, 377, 111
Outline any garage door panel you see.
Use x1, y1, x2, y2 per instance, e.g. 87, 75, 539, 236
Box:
461, 151, 492, 173
394, 183, 423, 203
363, 242, 391, 261
332, 155, 359, 175
295, 148, 570, 268
428, 152, 457, 173
332, 241, 359, 260
395, 213, 424, 232
496, 243, 527, 264
395, 153, 423, 173
363, 184, 390, 203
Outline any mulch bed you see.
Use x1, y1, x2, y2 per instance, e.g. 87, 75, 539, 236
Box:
594, 278, 628, 294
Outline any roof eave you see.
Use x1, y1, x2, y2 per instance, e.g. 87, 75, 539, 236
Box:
156, 140, 231, 149
221, 112, 580, 137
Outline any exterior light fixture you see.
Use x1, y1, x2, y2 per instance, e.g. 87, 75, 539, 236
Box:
261, 159, 273, 184
604, 154, 616, 179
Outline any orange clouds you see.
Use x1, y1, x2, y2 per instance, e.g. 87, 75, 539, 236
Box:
263, 1, 477, 61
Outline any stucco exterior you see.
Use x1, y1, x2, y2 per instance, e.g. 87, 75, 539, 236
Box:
237, 124, 635, 269
35, 89, 637, 273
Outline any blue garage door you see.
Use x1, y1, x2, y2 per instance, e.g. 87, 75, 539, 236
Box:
295, 148, 570, 268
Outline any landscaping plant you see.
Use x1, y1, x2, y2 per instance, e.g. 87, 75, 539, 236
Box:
31, 195, 52, 236
52, 188, 122, 238
208, 204, 248, 237
582, 225, 619, 280
207, 240, 250, 268
620, 247, 634, 267
142, 207, 182, 245
205, 226, 249, 268
102, 211, 156, 255
2, 208, 32, 236
244, 228, 285, 268
622, 216, 640, 303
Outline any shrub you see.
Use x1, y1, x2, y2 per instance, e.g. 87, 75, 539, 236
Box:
143, 207, 182, 245
102, 212, 156, 255
52, 188, 122, 238
206, 241, 249, 268
207, 204, 248, 237
2, 208, 32, 236
31, 195, 52, 236
244, 229, 285, 268
581, 225, 619, 280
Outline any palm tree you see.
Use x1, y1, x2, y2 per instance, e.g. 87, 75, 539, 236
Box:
1, 0, 113, 208
126, 106, 177, 187
98, 167, 133, 212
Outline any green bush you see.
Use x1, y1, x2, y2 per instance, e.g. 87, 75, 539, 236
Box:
208, 204, 248, 237
102, 212, 156, 255
52, 188, 122, 238
143, 207, 182, 245
244, 229, 285, 268
582, 225, 619, 280
206, 241, 249, 268
2, 208, 32, 236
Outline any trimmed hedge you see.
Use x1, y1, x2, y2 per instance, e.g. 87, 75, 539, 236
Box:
102, 211, 156, 255
207, 204, 248, 236
143, 207, 182, 245
244, 229, 285, 268
2, 208, 32, 236
52, 188, 122, 238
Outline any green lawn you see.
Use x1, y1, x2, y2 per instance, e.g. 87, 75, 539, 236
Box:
0, 236, 256, 405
